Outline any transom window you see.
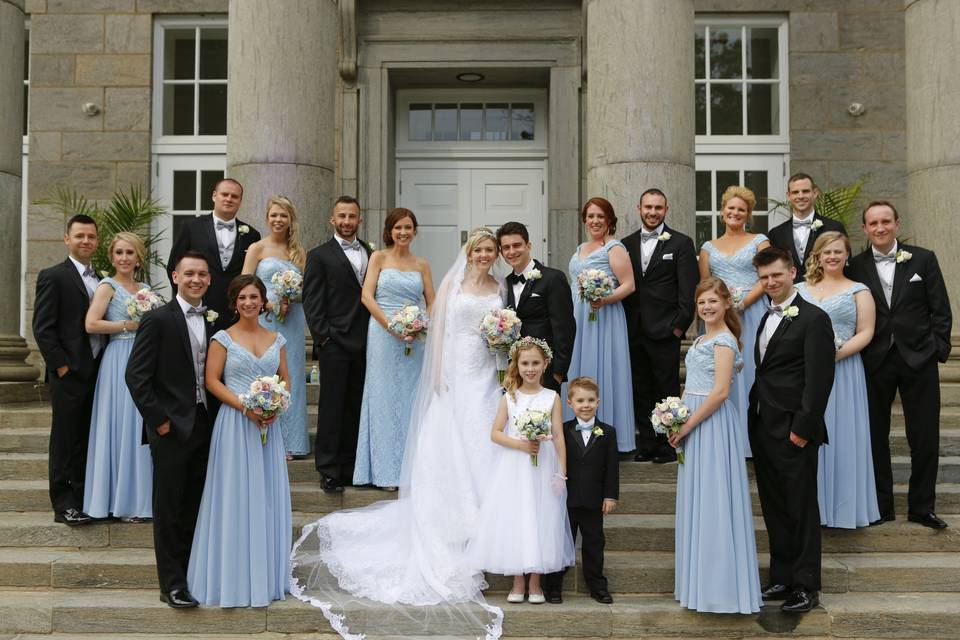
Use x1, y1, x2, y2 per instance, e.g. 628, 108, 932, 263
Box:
408, 102, 535, 142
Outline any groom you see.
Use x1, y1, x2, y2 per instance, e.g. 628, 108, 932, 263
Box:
748, 246, 835, 614
497, 221, 575, 394
126, 251, 217, 609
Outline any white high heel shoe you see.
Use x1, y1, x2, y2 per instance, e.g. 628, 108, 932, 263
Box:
506, 592, 525, 603
527, 592, 545, 604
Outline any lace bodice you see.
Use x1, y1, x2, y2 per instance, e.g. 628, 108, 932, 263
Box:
101, 277, 149, 341
255, 257, 302, 303
684, 332, 742, 395
443, 290, 502, 379
212, 330, 286, 394
504, 388, 557, 439
373, 269, 425, 316
568, 240, 625, 287
702, 235, 768, 292
796, 282, 868, 344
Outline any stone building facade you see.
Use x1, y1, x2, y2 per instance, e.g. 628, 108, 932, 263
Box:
1, 0, 957, 379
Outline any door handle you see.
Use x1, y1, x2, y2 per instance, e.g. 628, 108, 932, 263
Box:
461, 230, 467, 244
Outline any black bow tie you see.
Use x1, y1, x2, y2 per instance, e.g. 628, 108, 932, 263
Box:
507, 272, 526, 285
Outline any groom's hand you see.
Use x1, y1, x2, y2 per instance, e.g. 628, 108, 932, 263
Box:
156, 421, 171, 437
553, 373, 563, 385
602, 499, 618, 515
789, 431, 808, 448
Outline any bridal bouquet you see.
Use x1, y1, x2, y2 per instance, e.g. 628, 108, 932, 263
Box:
650, 396, 689, 464
239, 375, 290, 444
125, 289, 165, 322
479, 308, 522, 382
577, 269, 614, 321
388, 305, 429, 356
270, 269, 303, 323
515, 409, 552, 467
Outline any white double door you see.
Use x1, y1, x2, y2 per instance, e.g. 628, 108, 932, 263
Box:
397, 161, 545, 278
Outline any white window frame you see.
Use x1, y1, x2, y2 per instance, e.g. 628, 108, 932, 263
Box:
695, 15, 790, 155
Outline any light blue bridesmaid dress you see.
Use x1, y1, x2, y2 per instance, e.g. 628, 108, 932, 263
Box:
83, 278, 152, 519
565, 241, 636, 452
675, 332, 761, 614
187, 331, 292, 607
256, 257, 309, 456
797, 282, 880, 528
353, 269, 425, 487
701, 233, 768, 457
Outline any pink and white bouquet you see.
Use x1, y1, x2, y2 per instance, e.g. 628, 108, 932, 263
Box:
270, 269, 303, 323
479, 308, 523, 382
730, 286, 745, 310
125, 289, 165, 322
388, 305, 429, 356
515, 408, 552, 467
650, 396, 689, 464
577, 268, 614, 321
239, 374, 291, 444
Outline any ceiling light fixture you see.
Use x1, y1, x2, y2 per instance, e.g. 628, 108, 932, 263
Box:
456, 72, 484, 83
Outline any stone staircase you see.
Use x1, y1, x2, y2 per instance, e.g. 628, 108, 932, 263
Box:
2, 351, 960, 638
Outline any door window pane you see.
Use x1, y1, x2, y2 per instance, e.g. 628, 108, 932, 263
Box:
408, 104, 432, 141
696, 215, 713, 249
747, 28, 778, 79
716, 171, 739, 210
749, 214, 768, 235
163, 84, 194, 135
198, 28, 228, 79
460, 104, 483, 141
510, 103, 535, 140
709, 28, 742, 79
434, 104, 458, 141
198, 84, 227, 135
695, 84, 706, 135
484, 103, 508, 141
710, 84, 742, 135
172, 170, 196, 210
158, 21, 228, 139
200, 170, 224, 204
747, 84, 778, 135
695, 171, 711, 211
164, 29, 195, 80
695, 26, 706, 80
744, 170, 769, 212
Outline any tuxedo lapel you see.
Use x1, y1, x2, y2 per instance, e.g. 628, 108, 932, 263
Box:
516, 260, 544, 309
762, 312, 794, 363
890, 256, 911, 309
754, 312, 767, 369
506, 282, 518, 309
225, 221, 252, 272
802, 216, 822, 258
169, 301, 193, 364
199, 214, 221, 271
582, 430, 600, 455
328, 238, 362, 289
61, 259, 91, 301
567, 422, 587, 454
643, 232, 668, 278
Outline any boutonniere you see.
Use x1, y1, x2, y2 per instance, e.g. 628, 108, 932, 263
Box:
591, 425, 603, 437
205, 310, 219, 324
810, 219, 823, 231
524, 268, 542, 281
366, 241, 376, 251
238, 224, 250, 235
658, 231, 671, 242
783, 305, 799, 320
896, 249, 912, 264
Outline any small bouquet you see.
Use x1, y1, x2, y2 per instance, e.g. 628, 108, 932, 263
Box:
125, 289, 165, 322
479, 308, 523, 382
238, 375, 291, 444
730, 286, 745, 310
515, 409, 552, 466
577, 269, 614, 321
388, 305, 429, 356
650, 396, 690, 464
270, 269, 303, 323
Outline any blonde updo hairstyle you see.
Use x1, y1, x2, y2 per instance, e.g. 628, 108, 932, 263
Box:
265, 195, 306, 268
108, 231, 148, 281
720, 186, 757, 216
463, 227, 499, 267
804, 231, 851, 286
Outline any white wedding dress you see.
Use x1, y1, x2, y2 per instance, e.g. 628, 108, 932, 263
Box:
290, 253, 506, 640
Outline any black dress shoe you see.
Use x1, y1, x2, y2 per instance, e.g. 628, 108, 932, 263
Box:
545, 590, 563, 604
781, 588, 818, 613
652, 451, 677, 464
590, 589, 613, 604
160, 588, 199, 609
320, 475, 345, 494
760, 583, 791, 601
54, 508, 93, 526
869, 512, 896, 526
633, 451, 657, 462
908, 512, 948, 529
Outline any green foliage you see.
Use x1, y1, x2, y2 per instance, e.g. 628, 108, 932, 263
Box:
36, 185, 167, 285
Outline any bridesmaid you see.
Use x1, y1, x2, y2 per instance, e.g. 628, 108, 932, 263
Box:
698, 186, 770, 456
82, 232, 153, 522
188, 274, 292, 607
242, 196, 308, 459
565, 197, 636, 453
797, 231, 880, 528
353, 208, 435, 490
669, 277, 761, 614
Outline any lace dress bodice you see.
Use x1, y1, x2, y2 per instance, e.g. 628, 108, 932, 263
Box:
444, 290, 502, 379
684, 332, 742, 395
796, 282, 868, 344
373, 269, 425, 315
102, 277, 149, 342
702, 235, 768, 293
212, 330, 287, 395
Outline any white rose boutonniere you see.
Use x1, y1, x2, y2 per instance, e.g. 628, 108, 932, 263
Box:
205, 310, 219, 324
658, 231, 671, 242
896, 249, 912, 264
591, 425, 603, 437
524, 268, 542, 281
366, 241, 377, 251
782, 305, 799, 320
810, 219, 824, 231
238, 225, 250, 235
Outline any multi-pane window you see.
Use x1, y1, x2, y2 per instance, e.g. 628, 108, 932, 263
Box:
694, 158, 782, 248
408, 102, 535, 142
170, 167, 225, 242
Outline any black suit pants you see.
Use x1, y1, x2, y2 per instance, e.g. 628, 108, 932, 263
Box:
149, 406, 210, 593
865, 348, 940, 516
750, 423, 821, 590
47, 369, 97, 513
543, 506, 607, 594
314, 349, 365, 482
630, 334, 681, 455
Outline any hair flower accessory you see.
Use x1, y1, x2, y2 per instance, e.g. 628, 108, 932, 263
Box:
783, 305, 799, 319
238, 224, 250, 234
810, 219, 823, 231
205, 310, 219, 323
896, 249, 912, 264
508, 335, 554, 363
524, 268, 542, 281
658, 231, 671, 242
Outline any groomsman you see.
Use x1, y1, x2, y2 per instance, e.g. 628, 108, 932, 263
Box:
166, 178, 260, 331
33, 214, 103, 526
749, 246, 835, 613
303, 196, 371, 493
126, 251, 216, 608
621, 189, 698, 463
767, 173, 846, 282
846, 201, 952, 529
497, 221, 575, 394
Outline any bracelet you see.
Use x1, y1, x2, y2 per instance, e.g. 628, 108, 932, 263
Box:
553, 472, 567, 481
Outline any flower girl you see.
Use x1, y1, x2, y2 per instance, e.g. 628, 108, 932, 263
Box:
467, 337, 575, 604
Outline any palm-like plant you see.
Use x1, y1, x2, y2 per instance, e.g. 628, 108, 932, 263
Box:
36, 185, 168, 285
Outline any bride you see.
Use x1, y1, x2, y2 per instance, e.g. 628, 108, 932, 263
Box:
290, 228, 507, 639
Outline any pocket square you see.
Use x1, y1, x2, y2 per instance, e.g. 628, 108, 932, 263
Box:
662, 253, 674, 260
530, 292, 541, 298
909, 273, 923, 283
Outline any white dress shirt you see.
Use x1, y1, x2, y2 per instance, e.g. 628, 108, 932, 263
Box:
759, 290, 799, 362
512, 259, 536, 305
640, 223, 664, 272
70, 256, 102, 357
576, 417, 596, 446
335, 233, 363, 273
792, 211, 815, 259
212, 212, 237, 268
176, 295, 206, 349
872, 241, 898, 307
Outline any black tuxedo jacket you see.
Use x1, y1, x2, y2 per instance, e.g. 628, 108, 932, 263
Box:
621, 225, 698, 342
767, 214, 846, 282
846, 244, 952, 372
748, 295, 835, 445
506, 260, 576, 380
562, 419, 619, 509
166, 213, 261, 324
33, 259, 99, 381
302, 237, 372, 356
125, 300, 217, 445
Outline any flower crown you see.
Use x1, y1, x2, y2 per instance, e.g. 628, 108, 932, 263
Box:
470, 228, 497, 243
509, 336, 554, 363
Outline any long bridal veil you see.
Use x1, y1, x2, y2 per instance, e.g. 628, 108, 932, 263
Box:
290, 249, 504, 640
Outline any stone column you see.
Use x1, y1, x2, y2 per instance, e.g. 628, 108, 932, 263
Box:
905, 0, 960, 332
0, 0, 39, 381
585, 0, 695, 237
226, 0, 338, 249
